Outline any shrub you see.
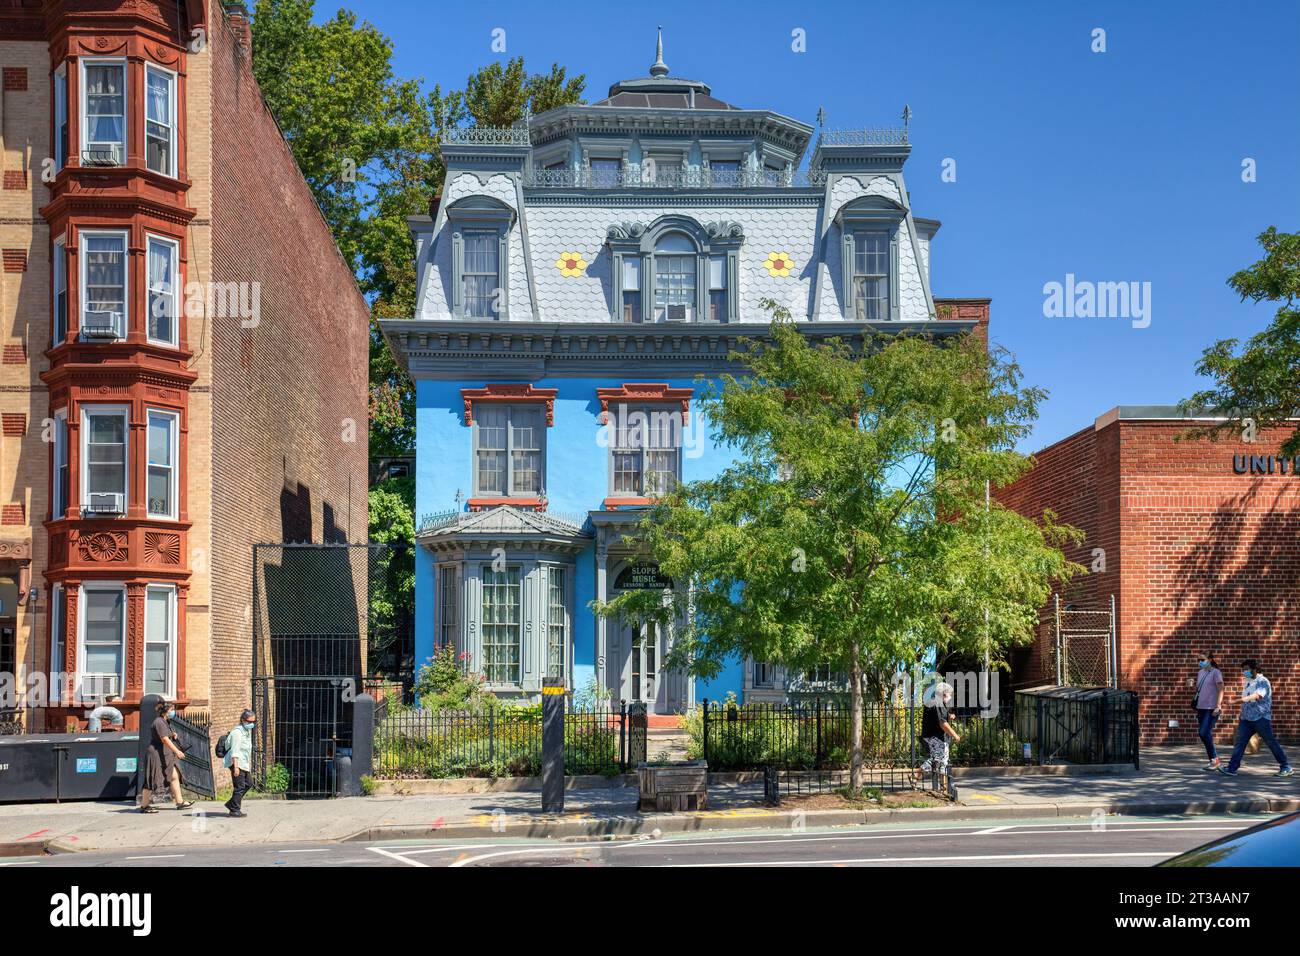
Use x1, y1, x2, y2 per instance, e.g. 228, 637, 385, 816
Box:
263, 762, 290, 794
412, 643, 492, 713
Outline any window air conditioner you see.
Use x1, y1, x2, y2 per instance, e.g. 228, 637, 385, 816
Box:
85, 492, 125, 515
82, 144, 124, 167
81, 311, 123, 339
666, 304, 688, 322
81, 673, 120, 701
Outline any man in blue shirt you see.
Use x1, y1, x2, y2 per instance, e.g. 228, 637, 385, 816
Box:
1219, 659, 1293, 777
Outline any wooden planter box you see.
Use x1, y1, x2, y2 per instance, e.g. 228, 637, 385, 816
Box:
638, 760, 708, 812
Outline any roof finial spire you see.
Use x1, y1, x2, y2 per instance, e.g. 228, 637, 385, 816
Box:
650, 25, 669, 77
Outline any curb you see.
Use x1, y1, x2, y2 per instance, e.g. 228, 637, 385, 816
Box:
342, 796, 1300, 844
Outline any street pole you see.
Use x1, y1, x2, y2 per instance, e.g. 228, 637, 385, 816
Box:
541, 681, 565, 813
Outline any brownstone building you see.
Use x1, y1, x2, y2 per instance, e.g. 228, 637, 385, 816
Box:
0, 0, 368, 742
995, 406, 1300, 746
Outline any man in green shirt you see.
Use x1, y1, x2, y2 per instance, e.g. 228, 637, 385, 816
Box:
223, 708, 256, 817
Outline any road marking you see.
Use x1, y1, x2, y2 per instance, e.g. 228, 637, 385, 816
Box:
974, 825, 1013, 834
0, 859, 42, 866
449, 846, 591, 868
275, 848, 332, 854
667, 851, 1172, 867
366, 846, 430, 868
125, 854, 185, 860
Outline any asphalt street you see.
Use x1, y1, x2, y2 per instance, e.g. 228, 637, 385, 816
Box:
0, 813, 1270, 868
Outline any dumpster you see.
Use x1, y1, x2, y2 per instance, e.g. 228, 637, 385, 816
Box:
0, 732, 141, 802
1014, 685, 1139, 767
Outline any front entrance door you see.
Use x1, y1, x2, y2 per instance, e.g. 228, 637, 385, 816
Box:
626, 620, 658, 706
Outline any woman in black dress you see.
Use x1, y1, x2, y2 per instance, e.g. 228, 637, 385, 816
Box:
140, 699, 194, 813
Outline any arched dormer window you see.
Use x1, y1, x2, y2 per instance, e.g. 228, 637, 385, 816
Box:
605, 216, 743, 324
445, 195, 516, 320
836, 195, 905, 322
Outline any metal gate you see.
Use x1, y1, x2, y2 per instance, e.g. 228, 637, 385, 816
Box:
172, 713, 215, 799
251, 543, 413, 798
1045, 594, 1117, 687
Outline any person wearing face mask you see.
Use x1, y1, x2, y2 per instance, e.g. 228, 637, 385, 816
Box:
1192, 652, 1224, 770
140, 699, 194, 813
223, 708, 257, 818
916, 680, 961, 779
1219, 659, 1293, 777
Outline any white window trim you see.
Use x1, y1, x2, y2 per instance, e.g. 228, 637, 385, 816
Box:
76, 582, 126, 701
52, 408, 69, 520
143, 63, 178, 179
145, 408, 179, 519
145, 234, 179, 347
78, 228, 129, 339
78, 58, 128, 166
80, 404, 130, 511
144, 583, 177, 699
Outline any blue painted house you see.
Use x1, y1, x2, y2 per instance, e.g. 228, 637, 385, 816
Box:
380, 35, 985, 713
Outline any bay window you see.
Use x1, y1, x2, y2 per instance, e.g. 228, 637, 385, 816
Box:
546, 568, 567, 683
147, 410, 177, 518
82, 407, 128, 514
481, 566, 521, 684
437, 564, 459, 648
80, 586, 125, 699
50, 586, 66, 704
147, 236, 179, 345
144, 585, 176, 697
53, 237, 67, 345
81, 60, 126, 166
145, 65, 176, 177
474, 404, 544, 498
80, 231, 127, 338
54, 65, 68, 171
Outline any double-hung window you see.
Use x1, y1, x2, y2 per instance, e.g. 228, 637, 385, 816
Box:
474, 404, 544, 498
80, 586, 125, 699
145, 65, 176, 177
147, 410, 177, 518
144, 585, 176, 697
611, 405, 680, 497
480, 566, 521, 684
547, 568, 568, 683
147, 236, 179, 345
621, 257, 642, 323
437, 565, 460, 648
851, 230, 891, 321
462, 231, 500, 318
82, 407, 128, 514
81, 231, 127, 338
54, 66, 68, 171
708, 255, 728, 322
590, 157, 621, 187
52, 411, 69, 519
81, 60, 126, 166
53, 237, 68, 345
709, 159, 740, 186
50, 586, 67, 704
653, 233, 696, 322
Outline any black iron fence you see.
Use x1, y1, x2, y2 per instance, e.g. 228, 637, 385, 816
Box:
696, 698, 1029, 771
373, 702, 647, 778
763, 765, 955, 804
171, 712, 215, 799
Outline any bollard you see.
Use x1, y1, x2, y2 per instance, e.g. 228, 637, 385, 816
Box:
541, 681, 565, 813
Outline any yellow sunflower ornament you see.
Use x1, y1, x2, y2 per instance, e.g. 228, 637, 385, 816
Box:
556, 252, 587, 277
763, 251, 794, 278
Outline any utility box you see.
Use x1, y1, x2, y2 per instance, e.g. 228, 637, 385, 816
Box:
0, 732, 140, 803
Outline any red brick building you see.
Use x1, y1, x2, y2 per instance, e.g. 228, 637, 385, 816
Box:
0, 0, 369, 743
995, 406, 1300, 746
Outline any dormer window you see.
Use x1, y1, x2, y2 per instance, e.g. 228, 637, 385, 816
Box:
622, 257, 642, 323
838, 196, 905, 322
851, 230, 890, 321
653, 233, 696, 322
446, 196, 515, 320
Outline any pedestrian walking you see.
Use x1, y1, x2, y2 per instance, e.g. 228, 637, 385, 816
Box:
917, 680, 961, 778
220, 708, 256, 818
1193, 652, 1225, 770
140, 700, 194, 813
1218, 659, 1293, 777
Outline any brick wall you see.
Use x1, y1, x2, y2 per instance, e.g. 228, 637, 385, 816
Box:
996, 412, 1300, 747
204, 9, 369, 754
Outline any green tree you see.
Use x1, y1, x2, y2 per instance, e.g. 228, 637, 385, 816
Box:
1182, 227, 1300, 454
597, 305, 1082, 791
368, 475, 415, 674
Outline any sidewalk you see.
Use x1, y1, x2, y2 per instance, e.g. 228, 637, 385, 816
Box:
1, 747, 1294, 853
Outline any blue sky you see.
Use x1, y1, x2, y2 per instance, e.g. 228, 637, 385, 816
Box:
322, 0, 1300, 450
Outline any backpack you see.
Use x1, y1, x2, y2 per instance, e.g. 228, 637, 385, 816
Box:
215, 732, 232, 758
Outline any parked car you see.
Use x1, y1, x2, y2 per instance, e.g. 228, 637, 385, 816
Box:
1158, 811, 1300, 866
